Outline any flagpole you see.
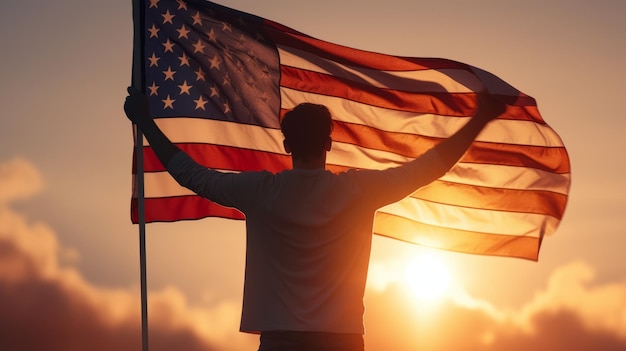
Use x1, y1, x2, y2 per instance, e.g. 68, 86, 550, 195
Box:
131, 0, 149, 350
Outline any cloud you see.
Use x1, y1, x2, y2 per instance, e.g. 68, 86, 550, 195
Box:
363, 261, 626, 351
515, 261, 626, 338
0, 157, 42, 204
0, 158, 257, 351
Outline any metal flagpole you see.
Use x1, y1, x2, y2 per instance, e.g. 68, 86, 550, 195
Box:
131, 0, 149, 350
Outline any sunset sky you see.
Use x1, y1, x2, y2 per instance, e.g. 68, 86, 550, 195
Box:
1, 0, 625, 350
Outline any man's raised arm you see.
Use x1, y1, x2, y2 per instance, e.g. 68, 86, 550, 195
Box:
433, 93, 506, 170
124, 87, 181, 167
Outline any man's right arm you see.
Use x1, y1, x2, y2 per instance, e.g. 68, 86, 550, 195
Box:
124, 87, 181, 168
123, 87, 247, 207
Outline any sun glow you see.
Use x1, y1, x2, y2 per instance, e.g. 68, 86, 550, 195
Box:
404, 252, 452, 300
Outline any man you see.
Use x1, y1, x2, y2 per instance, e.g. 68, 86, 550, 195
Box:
124, 87, 505, 350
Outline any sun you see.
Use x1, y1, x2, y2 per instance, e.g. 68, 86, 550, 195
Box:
403, 252, 452, 300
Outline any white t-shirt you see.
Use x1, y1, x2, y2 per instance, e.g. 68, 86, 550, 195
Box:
167, 149, 446, 334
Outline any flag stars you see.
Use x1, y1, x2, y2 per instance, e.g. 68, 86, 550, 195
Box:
223, 49, 233, 61
259, 91, 270, 103
192, 39, 206, 54
221, 21, 232, 32
260, 64, 271, 78
206, 28, 217, 43
209, 55, 222, 70
161, 10, 175, 24
148, 24, 160, 38
148, 82, 159, 96
222, 73, 231, 86
162, 95, 175, 109
245, 74, 256, 87
162, 66, 176, 80
223, 101, 231, 114
176, 0, 187, 10
162, 39, 175, 53
178, 81, 192, 95
191, 11, 202, 26
148, 53, 160, 67
149, 0, 159, 8
194, 96, 208, 110
194, 67, 206, 81
176, 25, 190, 39
234, 34, 245, 49
178, 52, 190, 66
209, 85, 220, 98
235, 60, 244, 72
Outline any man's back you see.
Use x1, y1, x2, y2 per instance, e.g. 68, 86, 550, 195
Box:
238, 167, 376, 334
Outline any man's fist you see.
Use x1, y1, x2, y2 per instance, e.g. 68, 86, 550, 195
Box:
474, 93, 506, 122
124, 87, 151, 125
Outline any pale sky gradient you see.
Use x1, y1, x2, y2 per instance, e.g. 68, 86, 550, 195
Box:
1, 0, 625, 350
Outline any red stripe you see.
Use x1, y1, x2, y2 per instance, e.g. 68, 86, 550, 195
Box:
131, 196, 244, 223
140, 143, 291, 173
465, 142, 570, 174
414, 180, 567, 219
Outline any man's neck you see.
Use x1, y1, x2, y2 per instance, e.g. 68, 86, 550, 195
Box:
291, 155, 326, 170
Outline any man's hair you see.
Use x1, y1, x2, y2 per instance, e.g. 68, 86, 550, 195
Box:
280, 103, 333, 160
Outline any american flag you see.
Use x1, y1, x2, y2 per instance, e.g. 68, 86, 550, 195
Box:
131, 0, 570, 260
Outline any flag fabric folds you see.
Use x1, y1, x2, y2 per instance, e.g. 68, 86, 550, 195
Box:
131, 0, 570, 260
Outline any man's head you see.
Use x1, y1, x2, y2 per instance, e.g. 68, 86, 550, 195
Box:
281, 103, 333, 162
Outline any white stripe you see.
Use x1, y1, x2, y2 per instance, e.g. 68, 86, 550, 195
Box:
334, 151, 571, 194
281, 87, 566, 147
443, 163, 570, 195
148, 118, 286, 153
145, 171, 195, 198
378, 198, 559, 237
144, 168, 239, 198
328, 142, 412, 169
278, 45, 480, 93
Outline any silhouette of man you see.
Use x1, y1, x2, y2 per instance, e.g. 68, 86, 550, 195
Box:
124, 87, 505, 351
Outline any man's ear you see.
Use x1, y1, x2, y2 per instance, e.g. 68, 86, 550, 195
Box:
283, 139, 292, 154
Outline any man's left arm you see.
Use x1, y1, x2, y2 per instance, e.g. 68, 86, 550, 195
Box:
431, 93, 505, 170
357, 93, 506, 207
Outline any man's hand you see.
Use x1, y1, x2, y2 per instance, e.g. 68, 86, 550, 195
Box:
123, 86, 181, 166
431, 93, 506, 170
474, 93, 507, 123
124, 87, 151, 125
